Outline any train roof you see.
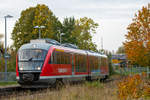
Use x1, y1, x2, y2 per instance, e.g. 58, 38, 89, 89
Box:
52, 45, 86, 55
19, 38, 59, 51
30, 38, 61, 45
86, 50, 107, 58
18, 43, 52, 51
52, 45, 107, 58
18, 38, 107, 57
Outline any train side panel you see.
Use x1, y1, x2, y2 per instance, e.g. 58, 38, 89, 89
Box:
16, 41, 109, 88
73, 53, 88, 76
40, 47, 72, 77
16, 54, 19, 77
40, 46, 89, 81
100, 57, 109, 75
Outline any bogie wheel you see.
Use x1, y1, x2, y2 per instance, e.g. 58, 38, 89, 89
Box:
100, 75, 109, 82
86, 76, 92, 82
48, 82, 56, 89
55, 79, 64, 90
99, 78, 105, 82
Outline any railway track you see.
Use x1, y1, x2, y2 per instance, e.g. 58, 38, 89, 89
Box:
0, 86, 21, 97
0, 75, 124, 99
0, 85, 45, 99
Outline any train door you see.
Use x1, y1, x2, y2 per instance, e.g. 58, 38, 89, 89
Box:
100, 57, 107, 75
87, 54, 90, 75
71, 53, 75, 75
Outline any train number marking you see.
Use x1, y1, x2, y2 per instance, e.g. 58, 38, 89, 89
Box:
58, 68, 68, 73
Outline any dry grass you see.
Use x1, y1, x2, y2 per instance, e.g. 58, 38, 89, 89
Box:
2, 80, 118, 100
2, 75, 123, 100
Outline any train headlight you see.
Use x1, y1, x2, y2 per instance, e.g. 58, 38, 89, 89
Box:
37, 66, 41, 70
19, 67, 23, 71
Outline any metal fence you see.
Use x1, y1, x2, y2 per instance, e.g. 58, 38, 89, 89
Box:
0, 72, 16, 81
114, 66, 150, 77
0, 67, 149, 81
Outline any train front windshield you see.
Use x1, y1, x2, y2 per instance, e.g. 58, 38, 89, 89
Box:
18, 49, 47, 71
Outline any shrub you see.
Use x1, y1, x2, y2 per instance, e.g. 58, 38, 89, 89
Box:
117, 72, 150, 100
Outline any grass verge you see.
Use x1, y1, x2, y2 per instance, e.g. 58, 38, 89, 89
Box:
3, 80, 118, 100
0, 81, 18, 86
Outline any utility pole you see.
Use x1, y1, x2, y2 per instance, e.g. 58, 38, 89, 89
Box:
4, 15, 13, 81
60, 33, 65, 44
34, 26, 45, 39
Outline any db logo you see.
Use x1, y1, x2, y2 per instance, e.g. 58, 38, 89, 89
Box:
58, 68, 67, 73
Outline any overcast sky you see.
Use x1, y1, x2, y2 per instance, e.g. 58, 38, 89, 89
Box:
0, 0, 149, 52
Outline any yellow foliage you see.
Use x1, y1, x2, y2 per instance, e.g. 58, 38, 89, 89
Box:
124, 3, 150, 66
117, 73, 150, 100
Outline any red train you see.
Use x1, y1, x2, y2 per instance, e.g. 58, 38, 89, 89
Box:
16, 39, 109, 88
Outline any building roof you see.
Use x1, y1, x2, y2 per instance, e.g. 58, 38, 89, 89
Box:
111, 54, 126, 60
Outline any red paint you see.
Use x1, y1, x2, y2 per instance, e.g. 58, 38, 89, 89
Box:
100, 66, 109, 74
16, 45, 109, 79
16, 54, 19, 76
40, 47, 72, 76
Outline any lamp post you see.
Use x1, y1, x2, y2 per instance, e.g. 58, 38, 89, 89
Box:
60, 33, 64, 44
4, 15, 13, 81
34, 26, 45, 39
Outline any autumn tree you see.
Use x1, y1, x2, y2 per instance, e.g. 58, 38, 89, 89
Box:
0, 33, 4, 54
124, 3, 150, 66
60, 17, 99, 51
12, 4, 99, 52
0, 33, 16, 71
61, 17, 76, 44
116, 46, 125, 54
0, 33, 4, 71
12, 4, 61, 50
73, 17, 99, 51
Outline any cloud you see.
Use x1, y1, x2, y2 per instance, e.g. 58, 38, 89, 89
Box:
0, 0, 149, 51
0, 0, 149, 20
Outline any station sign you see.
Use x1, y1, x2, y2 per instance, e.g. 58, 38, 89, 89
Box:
112, 59, 121, 64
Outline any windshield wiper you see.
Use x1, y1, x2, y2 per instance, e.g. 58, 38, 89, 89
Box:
28, 57, 33, 61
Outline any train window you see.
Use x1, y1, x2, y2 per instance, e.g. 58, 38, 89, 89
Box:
101, 57, 107, 67
75, 54, 79, 72
49, 50, 71, 64
75, 54, 87, 72
101, 57, 103, 67
98, 57, 101, 66
89, 56, 100, 72
56, 51, 61, 64
104, 58, 108, 67
95, 57, 99, 70
89, 56, 94, 71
